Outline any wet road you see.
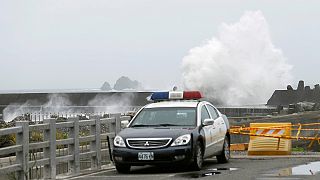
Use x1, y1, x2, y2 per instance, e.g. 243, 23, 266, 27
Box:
68, 157, 320, 180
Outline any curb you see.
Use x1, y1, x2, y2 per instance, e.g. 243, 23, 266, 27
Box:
231, 155, 320, 160
58, 164, 116, 179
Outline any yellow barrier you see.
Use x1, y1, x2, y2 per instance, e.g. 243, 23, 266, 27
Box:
230, 143, 248, 151
247, 123, 291, 155
230, 122, 320, 141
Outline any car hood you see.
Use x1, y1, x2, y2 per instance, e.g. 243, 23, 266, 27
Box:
118, 127, 195, 139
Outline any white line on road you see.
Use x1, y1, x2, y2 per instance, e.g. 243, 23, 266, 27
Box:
256, 178, 302, 180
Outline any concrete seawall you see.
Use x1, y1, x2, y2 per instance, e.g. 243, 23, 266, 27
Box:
0, 91, 152, 113
0, 91, 277, 118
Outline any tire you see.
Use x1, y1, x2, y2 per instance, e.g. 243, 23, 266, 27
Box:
216, 136, 230, 163
115, 164, 131, 174
191, 141, 204, 170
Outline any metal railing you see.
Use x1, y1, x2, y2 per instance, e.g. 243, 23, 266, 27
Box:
217, 106, 277, 117
0, 114, 129, 180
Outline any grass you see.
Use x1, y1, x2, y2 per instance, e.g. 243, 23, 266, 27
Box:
292, 147, 305, 152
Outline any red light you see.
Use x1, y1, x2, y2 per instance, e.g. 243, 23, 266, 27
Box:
183, 91, 202, 100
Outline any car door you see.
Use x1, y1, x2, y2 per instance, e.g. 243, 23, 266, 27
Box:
200, 104, 217, 158
206, 104, 227, 152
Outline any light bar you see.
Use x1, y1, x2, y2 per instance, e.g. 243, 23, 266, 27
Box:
169, 91, 184, 99
150, 91, 202, 101
150, 92, 169, 100
183, 91, 202, 100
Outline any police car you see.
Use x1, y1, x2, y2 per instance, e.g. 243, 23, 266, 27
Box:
112, 91, 230, 173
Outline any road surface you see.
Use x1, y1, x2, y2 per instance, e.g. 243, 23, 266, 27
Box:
68, 156, 320, 180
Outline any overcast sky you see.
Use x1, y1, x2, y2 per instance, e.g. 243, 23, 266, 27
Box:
0, 0, 319, 91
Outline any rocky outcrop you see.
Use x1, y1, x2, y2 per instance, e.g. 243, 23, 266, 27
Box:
267, 81, 320, 106
100, 81, 112, 91
113, 76, 142, 90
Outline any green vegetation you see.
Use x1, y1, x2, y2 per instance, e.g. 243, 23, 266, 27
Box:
292, 147, 305, 152
0, 122, 15, 151
0, 121, 90, 149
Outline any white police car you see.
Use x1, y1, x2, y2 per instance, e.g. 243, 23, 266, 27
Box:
112, 91, 230, 173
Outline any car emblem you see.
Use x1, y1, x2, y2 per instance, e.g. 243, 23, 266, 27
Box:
144, 141, 150, 146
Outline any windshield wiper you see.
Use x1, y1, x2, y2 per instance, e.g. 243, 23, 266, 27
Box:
130, 124, 157, 127
155, 123, 184, 127
130, 124, 184, 127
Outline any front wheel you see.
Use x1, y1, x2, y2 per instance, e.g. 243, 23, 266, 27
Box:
216, 136, 230, 163
115, 164, 131, 174
191, 141, 204, 170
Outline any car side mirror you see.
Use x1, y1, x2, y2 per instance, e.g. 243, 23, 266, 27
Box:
121, 120, 130, 128
203, 118, 214, 126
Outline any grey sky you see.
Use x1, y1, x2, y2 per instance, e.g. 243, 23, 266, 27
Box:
0, 0, 319, 91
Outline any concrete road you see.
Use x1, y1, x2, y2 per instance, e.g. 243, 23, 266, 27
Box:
68, 156, 320, 180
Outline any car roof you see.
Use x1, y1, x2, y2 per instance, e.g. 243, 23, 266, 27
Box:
144, 100, 201, 108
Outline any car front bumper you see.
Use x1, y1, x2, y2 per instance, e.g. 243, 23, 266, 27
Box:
113, 145, 193, 166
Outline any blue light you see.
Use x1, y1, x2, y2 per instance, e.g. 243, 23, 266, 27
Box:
150, 92, 169, 101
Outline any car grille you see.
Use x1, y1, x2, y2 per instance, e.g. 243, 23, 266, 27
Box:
126, 138, 172, 149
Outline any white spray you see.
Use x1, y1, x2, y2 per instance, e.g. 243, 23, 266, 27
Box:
182, 11, 292, 105
3, 94, 73, 122
87, 93, 137, 114
2, 93, 138, 122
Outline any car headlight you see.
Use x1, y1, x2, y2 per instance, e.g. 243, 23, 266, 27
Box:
171, 134, 191, 146
114, 135, 126, 147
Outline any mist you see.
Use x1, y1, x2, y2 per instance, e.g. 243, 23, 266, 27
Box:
87, 93, 138, 114
182, 11, 293, 105
3, 93, 138, 122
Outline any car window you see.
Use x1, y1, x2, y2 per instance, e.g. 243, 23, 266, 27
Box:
201, 105, 210, 123
206, 105, 219, 120
130, 107, 196, 127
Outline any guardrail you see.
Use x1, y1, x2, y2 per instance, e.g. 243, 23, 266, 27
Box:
0, 113, 129, 180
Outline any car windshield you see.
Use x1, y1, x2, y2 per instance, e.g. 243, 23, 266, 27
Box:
130, 107, 196, 127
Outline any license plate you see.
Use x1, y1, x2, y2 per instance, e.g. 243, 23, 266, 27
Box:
138, 152, 154, 160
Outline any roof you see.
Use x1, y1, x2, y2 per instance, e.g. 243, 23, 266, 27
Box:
144, 101, 200, 108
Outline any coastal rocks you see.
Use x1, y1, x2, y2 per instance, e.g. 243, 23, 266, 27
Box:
100, 76, 143, 91
268, 81, 320, 106
101, 82, 112, 91
114, 76, 142, 90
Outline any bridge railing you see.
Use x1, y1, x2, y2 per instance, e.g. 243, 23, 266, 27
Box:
0, 113, 128, 180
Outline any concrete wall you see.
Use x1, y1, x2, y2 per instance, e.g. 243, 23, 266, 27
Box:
0, 92, 277, 118
0, 92, 152, 114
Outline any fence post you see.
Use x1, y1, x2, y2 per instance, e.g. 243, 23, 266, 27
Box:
16, 121, 29, 180
90, 116, 101, 170
112, 113, 121, 134
108, 115, 116, 135
44, 118, 56, 179
68, 117, 80, 175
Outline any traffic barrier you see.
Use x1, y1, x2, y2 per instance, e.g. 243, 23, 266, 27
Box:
230, 122, 320, 154
230, 143, 248, 151
247, 123, 292, 155
307, 134, 320, 150
230, 122, 320, 141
